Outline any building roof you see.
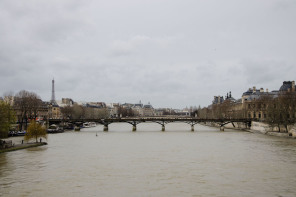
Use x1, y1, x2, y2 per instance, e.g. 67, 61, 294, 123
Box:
143, 105, 153, 109
212, 96, 224, 104
279, 81, 296, 92
226, 96, 236, 102
242, 87, 278, 101
134, 103, 143, 108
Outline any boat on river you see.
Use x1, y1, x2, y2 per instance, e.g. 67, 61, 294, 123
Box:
83, 122, 96, 128
47, 124, 64, 133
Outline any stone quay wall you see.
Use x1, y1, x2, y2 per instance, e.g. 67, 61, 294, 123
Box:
202, 121, 296, 138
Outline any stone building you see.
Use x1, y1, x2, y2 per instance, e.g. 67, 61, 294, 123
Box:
59, 98, 74, 107
107, 103, 120, 118
132, 101, 144, 116
233, 81, 295, 120
143, 102, 154, 117
37, 101, 51, 120
49, 103, 61, 119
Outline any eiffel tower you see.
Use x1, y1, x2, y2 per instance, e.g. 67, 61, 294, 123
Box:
50, 78, 57, 105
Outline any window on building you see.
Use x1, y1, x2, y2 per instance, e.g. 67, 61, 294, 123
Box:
253, 113, 256, 118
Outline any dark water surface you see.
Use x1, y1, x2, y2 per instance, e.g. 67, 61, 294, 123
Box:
1, 123, 296, 197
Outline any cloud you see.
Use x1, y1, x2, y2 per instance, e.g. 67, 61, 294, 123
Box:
0, 0, 296, 108
107, 35, 180, 57
240, 58, 296, 90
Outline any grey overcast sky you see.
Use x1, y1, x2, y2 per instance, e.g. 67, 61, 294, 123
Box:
0, 0, 296, 108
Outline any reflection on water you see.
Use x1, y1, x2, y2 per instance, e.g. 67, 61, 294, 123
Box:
1, 123, 296, 197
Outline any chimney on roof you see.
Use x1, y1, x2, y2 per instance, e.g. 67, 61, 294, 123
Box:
253, 86, 256, 93
292, 81, 295, 92
266, 88, 269, 93
260, 88, 264, 93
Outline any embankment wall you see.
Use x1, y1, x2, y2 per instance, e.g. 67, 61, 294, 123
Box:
202, 121, 296, 138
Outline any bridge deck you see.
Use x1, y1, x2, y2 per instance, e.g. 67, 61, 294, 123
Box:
49, 118, 255, 131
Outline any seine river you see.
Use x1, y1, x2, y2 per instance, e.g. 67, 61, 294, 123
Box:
1, 123, 296, 197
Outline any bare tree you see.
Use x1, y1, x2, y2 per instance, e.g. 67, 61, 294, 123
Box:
60, 105, 74, 119
266, 97, 282, 131
118, 106, 134, 117
14, 90, 42, 130
278, 91, 296, 131
71, 104, 85, 119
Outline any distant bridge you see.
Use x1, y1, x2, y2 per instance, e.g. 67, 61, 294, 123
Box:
49, 117, 255, 131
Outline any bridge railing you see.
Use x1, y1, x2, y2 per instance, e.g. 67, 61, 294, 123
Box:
48, 117, 256, 123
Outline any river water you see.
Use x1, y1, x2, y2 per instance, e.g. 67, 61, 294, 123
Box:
1, 123, 296, 197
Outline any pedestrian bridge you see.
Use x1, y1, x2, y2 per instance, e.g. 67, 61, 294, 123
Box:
49, 117, 255, 132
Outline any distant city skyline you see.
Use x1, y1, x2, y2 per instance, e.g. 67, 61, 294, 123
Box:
1, 0, 295, 108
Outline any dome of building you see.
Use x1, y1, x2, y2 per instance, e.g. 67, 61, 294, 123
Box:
279, 81, 295, 92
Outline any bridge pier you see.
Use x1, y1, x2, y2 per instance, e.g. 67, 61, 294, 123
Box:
103, 125, 108, 132
162, 125, 165, 132
132, 125, 137, 132
191, 125, 194, 132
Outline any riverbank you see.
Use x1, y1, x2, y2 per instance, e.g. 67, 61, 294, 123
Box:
0, 142, 47, 154
249, 121, 294, 138
201, 121, 296, 138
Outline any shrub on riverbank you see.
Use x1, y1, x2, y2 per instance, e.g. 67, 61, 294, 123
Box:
25, 120, 47, 143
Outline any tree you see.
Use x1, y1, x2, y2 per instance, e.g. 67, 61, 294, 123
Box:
0, 101, 16, 138
277, 91, 296, 131
71, 104, 85, 119
94, 108, 109, 119
60, 105, 73, 119
118, 106, 134, 117
14, 90, 42, 130
264, 92, 296, 132
266, 98, 281, 131
24, 120, 47, 143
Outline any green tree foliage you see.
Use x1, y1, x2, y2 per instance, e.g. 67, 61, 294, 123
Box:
24, 120, 47, 143
0, 101, 16, 138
